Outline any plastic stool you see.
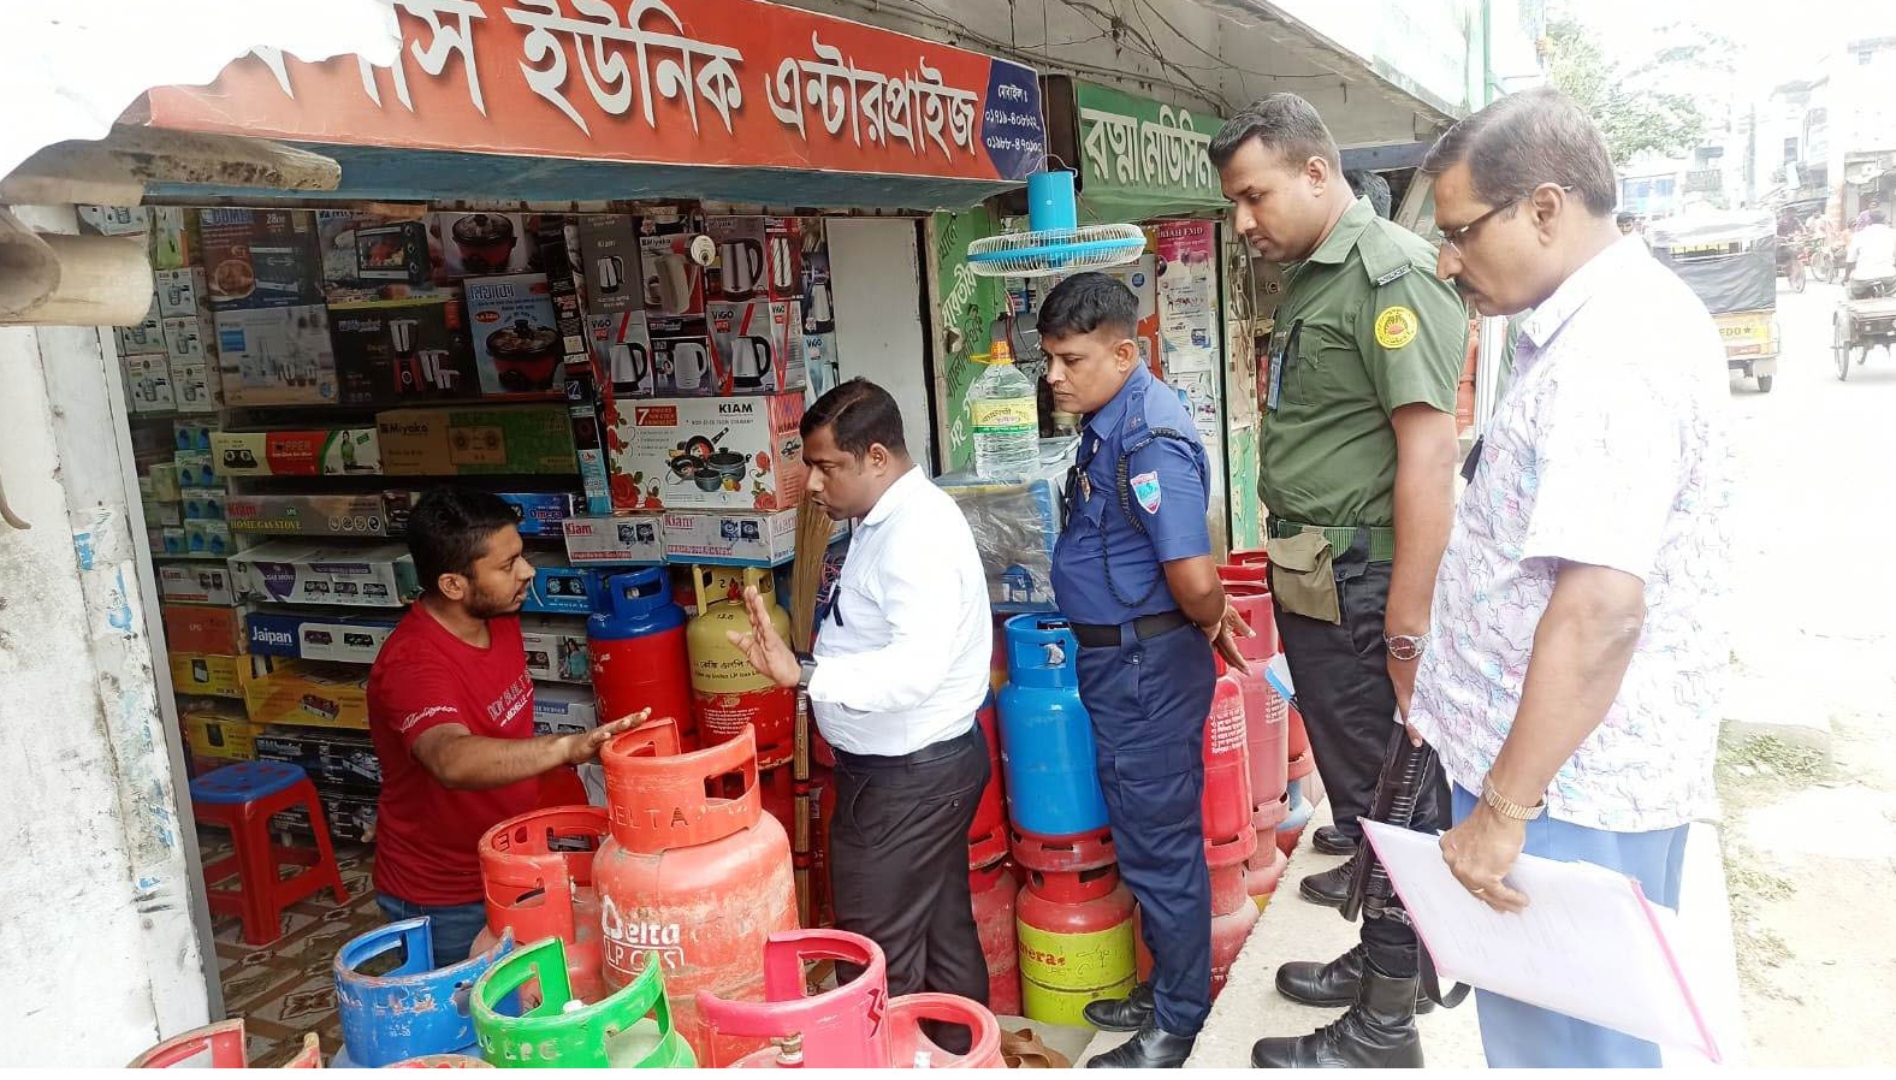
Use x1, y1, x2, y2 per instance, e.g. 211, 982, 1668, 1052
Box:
190, 761, 348, 945
128, 1018, 322, 1068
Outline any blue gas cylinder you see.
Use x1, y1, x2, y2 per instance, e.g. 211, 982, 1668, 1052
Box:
586, 566, 694, 742
998, 614, 1110, 840
333, 919, 513, 1068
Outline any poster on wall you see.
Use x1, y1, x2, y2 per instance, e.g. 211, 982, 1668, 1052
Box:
1153, 220, 1222, 436
146, 0, 1046, 186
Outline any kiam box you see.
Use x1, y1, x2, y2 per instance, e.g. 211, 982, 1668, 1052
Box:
159, 563, 236, 606
608, 394, 807, 511
562, 515, 664, 565
660, 507, 841, 568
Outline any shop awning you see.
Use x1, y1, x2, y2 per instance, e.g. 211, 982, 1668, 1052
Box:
136, 0, 1047, 212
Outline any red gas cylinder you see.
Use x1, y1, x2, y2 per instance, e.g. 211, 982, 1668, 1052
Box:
593, 719, 799, 1064
1204, 824, 1257, 871
1217, 548, 1270, 587
1246, 841, 1289, 912
968, 698, 1008, 867
1202, 657, 1252, 849
1009, 824, 1116, 874
759, 762, 795, 840
1252, 792, 1289, 832
1224, 585, 1288, 814
587, 568, 694, 744
1133, 863, 1259, 999
1223, 580, 1280, 659
888, 994, 1005, 1068
1287, 711, 1312, 773
471, 806, 608, 1003
970, 859, 1021, 1017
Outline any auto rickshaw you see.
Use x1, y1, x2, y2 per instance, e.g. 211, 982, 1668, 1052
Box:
1649, 211, 1780, 393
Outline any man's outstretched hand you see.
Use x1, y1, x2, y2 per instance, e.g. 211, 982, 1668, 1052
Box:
726, 585, 802, 689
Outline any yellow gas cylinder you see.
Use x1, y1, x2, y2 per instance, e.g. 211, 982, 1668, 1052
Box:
686, 565, 796, 768
1016, 866, 1137, 1026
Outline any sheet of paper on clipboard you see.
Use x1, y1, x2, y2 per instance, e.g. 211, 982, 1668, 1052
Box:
1361, 820, 1722, 1063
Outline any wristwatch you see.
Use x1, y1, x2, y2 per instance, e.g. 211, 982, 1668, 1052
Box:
1383, 631, 1430, 661
796, 653, 817, 691
1480, 773, 1547, 821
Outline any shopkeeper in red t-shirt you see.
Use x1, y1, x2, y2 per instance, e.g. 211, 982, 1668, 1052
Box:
367, 487, 647, 966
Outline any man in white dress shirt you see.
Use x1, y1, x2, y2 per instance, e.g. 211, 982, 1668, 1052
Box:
729, 378, 993, 1047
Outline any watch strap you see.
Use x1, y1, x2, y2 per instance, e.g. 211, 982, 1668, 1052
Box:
1480, 773, 1546, 820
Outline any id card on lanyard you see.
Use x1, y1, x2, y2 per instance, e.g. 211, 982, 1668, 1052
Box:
1267, 318, 1304, 413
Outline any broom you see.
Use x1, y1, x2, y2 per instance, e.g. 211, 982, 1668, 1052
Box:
789, 493, 829, 928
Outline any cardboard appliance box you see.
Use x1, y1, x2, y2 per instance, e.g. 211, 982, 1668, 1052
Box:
575, 214, 643, 315
116, 288, 166, 355
212, 429, 382, 478
272, 790, 378, 843
160, 527, 188, 556
316, 209, 438, 301
329, 297, 480, 405
431, 211, 542, 279
647, 316, 713, 396
150, 208, 199, 271
171, 361, 221, 414
79, 204, 151, 239
161, 315, 213, 363
148, 462, 182, 501
521, 559, 594, 615
708, 300, 805, 396
498, 492, 581, 537
244, 660, 372, 731
125, 355, 175, 414
639, 209, 706, 316
226, 493, 392, 537
609, 394, 808, 511
462, 273, 563, 396
801, 242, 835, 334
147, 499, 184, 528
184, 711, 260, 762
589, 311, 655, 397
186, 519, 232, 558
248, 609, 400, 664
213, 305, 339, 406
228, 541, 419, 608
521, 617, 592, 683
163, 603, 251, 656
936, 451, 1070, 612
170, 652, 272, 700
155, 268, 209, 318
562, 514, 664, 565
705, 216, 801, 302
533, 683, 601, 736
375, 405, 579, 476
174, 450, 217, 489
196, 208, 324, 310
174, 422, 217, 454
182, 489, 227, 521
160, 563, 236, 606
660, 508, 841, 568
254, 729, 382, 791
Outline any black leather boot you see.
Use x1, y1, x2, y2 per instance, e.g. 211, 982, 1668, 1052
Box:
1312, 825, 1358, 856
1250, 961, 1424, 1069
1275, 945, 1434, 1013
1088, 1023, 1196, 1069
1082, 983, 1155, 1033
1297, 854, 1357, 908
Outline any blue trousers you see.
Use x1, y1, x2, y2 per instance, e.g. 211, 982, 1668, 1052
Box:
376, 894, 488, 970
1450, 785, 1690, 1068
1076, 623, 1214, 1037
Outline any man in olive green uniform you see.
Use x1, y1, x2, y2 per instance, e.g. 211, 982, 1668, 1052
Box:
1211, 95, 1466, 1068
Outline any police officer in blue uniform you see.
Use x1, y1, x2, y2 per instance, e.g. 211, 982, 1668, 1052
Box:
1042, 273, 1251, 1070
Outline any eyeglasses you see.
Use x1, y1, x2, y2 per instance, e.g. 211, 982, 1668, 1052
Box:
1440, 185, 1575, 257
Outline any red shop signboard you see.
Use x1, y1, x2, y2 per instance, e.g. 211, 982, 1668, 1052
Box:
146, 0, 1047, 183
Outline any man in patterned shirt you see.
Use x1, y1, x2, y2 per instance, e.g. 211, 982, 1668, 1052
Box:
1408, 88, 1733, 1067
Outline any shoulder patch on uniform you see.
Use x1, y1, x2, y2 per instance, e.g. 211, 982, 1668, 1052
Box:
1374, 305, 1419, 350
1131, 470, 1162, 514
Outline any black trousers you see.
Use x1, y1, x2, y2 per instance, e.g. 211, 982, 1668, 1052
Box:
1273, 533, 1449, 978
829, 724, 990, 1047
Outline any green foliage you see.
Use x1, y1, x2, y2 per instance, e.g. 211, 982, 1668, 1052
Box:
1545, 13, 1709, 163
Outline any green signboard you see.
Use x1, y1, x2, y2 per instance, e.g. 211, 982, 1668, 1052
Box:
1074, 82, 1227, 221
930, 207, 1010, 473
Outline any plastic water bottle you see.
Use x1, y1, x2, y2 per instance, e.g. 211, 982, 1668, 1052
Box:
968, 327, 1039, 481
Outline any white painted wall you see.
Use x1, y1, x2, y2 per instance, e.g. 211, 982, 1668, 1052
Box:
825, 217, 936, 471
0, 206, 212, 1065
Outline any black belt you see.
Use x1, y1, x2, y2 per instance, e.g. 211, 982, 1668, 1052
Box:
1068, 610, 1190, 649
831, 723, 980, 770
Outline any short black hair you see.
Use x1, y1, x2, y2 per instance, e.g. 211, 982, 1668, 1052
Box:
1617, 211, 1638, 227
1036, 272, 1138, 342
801, 378, 907, 458
1345, 169, 1392, 218
1420, 87, 1617, 217
1208, 93, 1342, 173
405, 486, 518, 594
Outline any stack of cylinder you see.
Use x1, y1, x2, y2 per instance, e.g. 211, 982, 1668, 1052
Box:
1219, 553, 1307, 891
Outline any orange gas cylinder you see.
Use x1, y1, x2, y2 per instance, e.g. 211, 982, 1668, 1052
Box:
1202, 658, 1252, 849
688, 566, 795, 767
1204, 824, 1256, 871
471, 806, 608, 1003
967, 697, 1008, 867
888, 993, 1005, 1067
970, 859, 1021, 1016
1246, 841, 1289, 912
593, 719, 798, 1064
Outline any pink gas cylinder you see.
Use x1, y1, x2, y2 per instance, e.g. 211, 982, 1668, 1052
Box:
968, 698, 1008, 867
471, 806, 608, 1003
1201, 657, 1252, 849
593, 719, 798, 1064
970, 859, 1021, 1016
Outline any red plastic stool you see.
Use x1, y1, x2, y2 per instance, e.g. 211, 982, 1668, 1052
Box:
191, 760, 349, 945
129, 1018, 322, 1068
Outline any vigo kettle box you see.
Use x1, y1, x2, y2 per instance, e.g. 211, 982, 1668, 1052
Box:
647, 317, 713, 397
609, 394, 807, 511
589, 311, 655, 397
708, 300, 805, 396
375, 404, 579, 476
706, 216, 801, 303
465, 273, 564, 396
639, 209, 705, 316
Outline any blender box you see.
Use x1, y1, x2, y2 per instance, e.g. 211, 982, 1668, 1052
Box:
248, 609, 399, 663
609, 394, 808, 511
706, 216, 801, 303
639, 209, 706, 317
660, 508, 843, 568
521, 616, 592, 683
161, 315, 212, 362
227, 494, 393, 537
244, 660, 371, 731
213, 305, 339, 406
125, 355, 175, 414
184, 711, 259, 762
186, 520, 232, 557
211, 429, 382, 478
589, 311, 655, 397
155, 268, 209, 318
329, 297, 479, 405
647, 316, 713, 397
172, 361, 220, 414
170, 651, 272, 700
521, 558, 594, 616
562, 514, 664, 565
431, 211, 541, 279
254, 729, 381, 791
708, 300, 805, 396
316, 209, 438, 300
374, 404, 579, 476
163, 602, 252, 656
160, 563, 236, 606
197, 208, 324, 310
533, 684, 601, 736
465, 273, 564, 396
499, 491, 581, 537
575, 214, 643, 316
228, 541, 419, 608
